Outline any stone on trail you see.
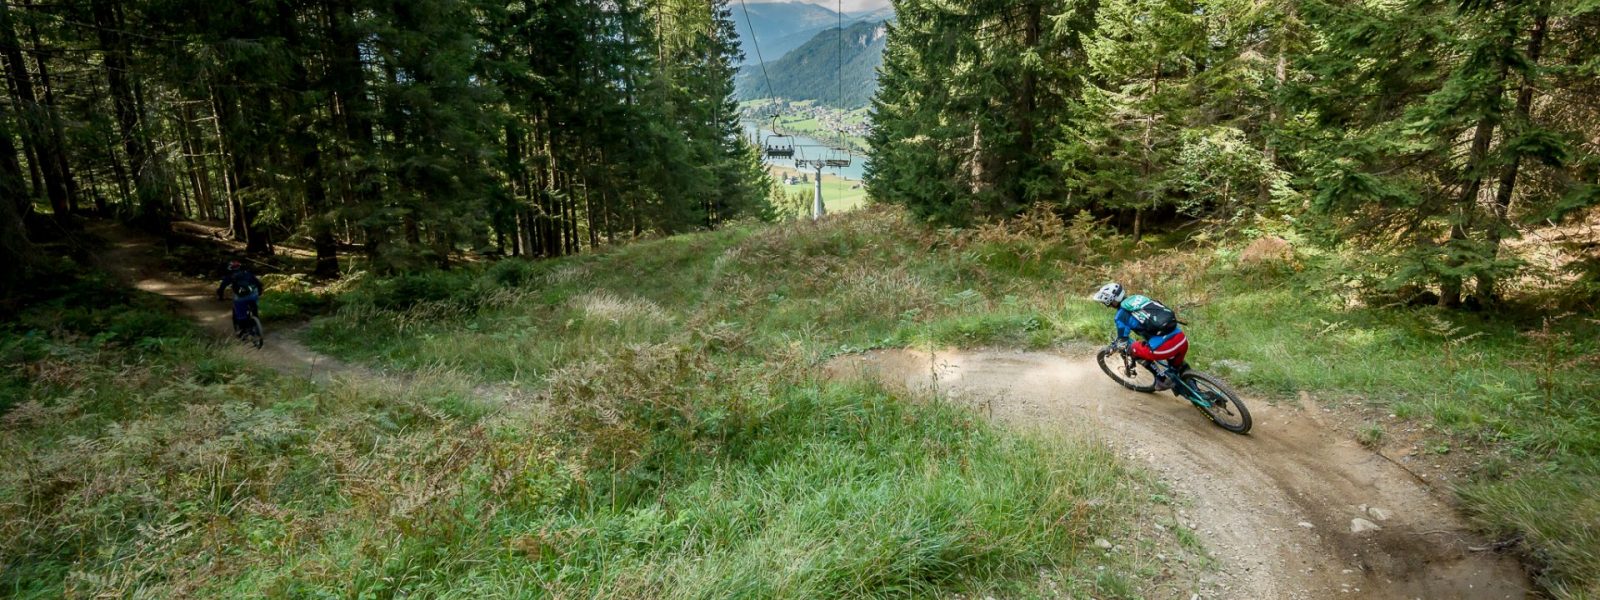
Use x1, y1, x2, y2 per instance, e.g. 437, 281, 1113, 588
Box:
1366, 506, 1391, 521
1095, 538, 1113, 550
1350, 518, 1382, 534
1297, 521, 1315, 529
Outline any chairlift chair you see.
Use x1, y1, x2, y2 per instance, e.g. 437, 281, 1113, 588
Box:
763, 116, 796, 159
822, 147, 852, 168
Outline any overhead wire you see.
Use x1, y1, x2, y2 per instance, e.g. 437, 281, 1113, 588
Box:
837, 0, 846, 158
734, 0, 776, 111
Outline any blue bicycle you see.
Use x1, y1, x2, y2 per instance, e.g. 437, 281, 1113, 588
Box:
1097, 342, 1252, 434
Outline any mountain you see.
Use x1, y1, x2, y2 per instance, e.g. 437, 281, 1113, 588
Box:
729, 2, 841, 66
735, 20, 889, 109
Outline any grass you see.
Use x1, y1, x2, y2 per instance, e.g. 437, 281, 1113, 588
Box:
769, 165, 869, 213
0, 227, 1176, 597
307, 206, 1600, 597
9, 206, 1598, 596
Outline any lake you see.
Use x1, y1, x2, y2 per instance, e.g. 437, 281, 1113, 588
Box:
741, 120, 870, 181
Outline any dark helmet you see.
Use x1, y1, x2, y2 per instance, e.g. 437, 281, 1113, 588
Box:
228, 260, 243, 272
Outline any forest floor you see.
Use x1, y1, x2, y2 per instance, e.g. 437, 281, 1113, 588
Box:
830, 349, 1528, 599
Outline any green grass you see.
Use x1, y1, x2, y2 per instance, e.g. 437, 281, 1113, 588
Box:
10, 207, 1598, 597
774, 175, 869, 213
306, 207, 1600, 597
1, 228, 1175, 597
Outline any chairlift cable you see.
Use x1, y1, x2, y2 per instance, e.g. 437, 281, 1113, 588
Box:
735, 0, 777, 113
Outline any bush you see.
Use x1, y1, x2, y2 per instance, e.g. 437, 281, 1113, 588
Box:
487, 258, 541, 287
365, 270, 478, 310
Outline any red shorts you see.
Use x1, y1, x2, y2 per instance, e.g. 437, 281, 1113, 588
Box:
1132, 331, 1188, 366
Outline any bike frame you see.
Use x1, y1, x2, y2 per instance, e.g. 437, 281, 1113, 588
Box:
1115, 348, 1216, 409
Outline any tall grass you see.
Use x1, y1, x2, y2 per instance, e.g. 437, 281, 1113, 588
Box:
2, 246, 1168, 597
306, 206, 1599, 596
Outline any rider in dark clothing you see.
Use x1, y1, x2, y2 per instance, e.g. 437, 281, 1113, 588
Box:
217, 261, 263, 328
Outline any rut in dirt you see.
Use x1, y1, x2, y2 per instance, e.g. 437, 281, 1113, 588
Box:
830, 349, 1529, 600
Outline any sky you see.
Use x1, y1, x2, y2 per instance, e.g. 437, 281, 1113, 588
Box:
747, 0, 892, 13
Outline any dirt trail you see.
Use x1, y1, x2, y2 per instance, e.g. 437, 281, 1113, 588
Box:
830, 349, 1529, 600
92, 223, 359, 380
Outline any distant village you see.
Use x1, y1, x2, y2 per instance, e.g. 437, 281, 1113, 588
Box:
742, 100, 871, 140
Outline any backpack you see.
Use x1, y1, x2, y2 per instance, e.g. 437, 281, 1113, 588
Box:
1120, 295, 1178, 337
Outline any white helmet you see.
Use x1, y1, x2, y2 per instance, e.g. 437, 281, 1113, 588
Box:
1091, 282, 1125, 307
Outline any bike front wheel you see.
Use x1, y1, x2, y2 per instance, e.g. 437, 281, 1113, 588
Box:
1097, 347, 1158, 393
245, 316, 264, 349
1183, 372, 1251, 434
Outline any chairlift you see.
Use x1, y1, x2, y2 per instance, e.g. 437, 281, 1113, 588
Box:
822, 147, 852, 168
763, 116, 796, 159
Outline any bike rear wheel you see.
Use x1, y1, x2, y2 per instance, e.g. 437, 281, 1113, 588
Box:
1183, 372, 1250, 434
1097, 347, 1158, 393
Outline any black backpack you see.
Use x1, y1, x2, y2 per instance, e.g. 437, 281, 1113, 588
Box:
1121, 295, 1178, 337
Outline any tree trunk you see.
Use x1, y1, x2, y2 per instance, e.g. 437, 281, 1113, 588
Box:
24, 0, 79, 214
328, 0, 381, 263
93, 0, 163, 226
1438, 63, 1511, 307
0, 100, 30, 287
277, 1, 336, 276
1016, 1, 1040, 209
1, 1, 72, 225
506, 123, 527, 258
1477, 8, 1549, 304
1264, 8, 1291, 205
179, 103, 214, 220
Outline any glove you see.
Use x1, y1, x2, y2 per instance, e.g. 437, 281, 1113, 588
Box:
1113, 338, 1131, 353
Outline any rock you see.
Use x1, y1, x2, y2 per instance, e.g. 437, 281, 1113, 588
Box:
1095, 538, 1113, 549
1366, 506, 1392, 521
1350, 518, 1382, 534
1298, 521, 1315, 529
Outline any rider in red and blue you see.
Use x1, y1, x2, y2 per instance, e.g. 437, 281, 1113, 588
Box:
1093, 282, 1188, 391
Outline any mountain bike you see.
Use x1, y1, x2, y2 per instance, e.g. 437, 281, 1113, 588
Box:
1096, 342, 1251, 434
220, 292, 264, 350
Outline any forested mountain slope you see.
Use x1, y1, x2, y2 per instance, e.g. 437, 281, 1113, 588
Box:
736, 20, 889, 108
729, 1, 844, 65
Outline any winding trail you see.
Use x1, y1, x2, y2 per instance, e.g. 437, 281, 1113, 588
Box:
94, 222, 1530, 598
92, 222, 360, 380
829, 349, 1530, 600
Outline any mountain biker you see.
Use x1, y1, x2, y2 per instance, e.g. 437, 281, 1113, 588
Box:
217, 260, 263, 332
1092, 282, 1188, 391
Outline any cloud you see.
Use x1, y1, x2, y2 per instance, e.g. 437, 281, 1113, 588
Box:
745, 0, 891, 13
